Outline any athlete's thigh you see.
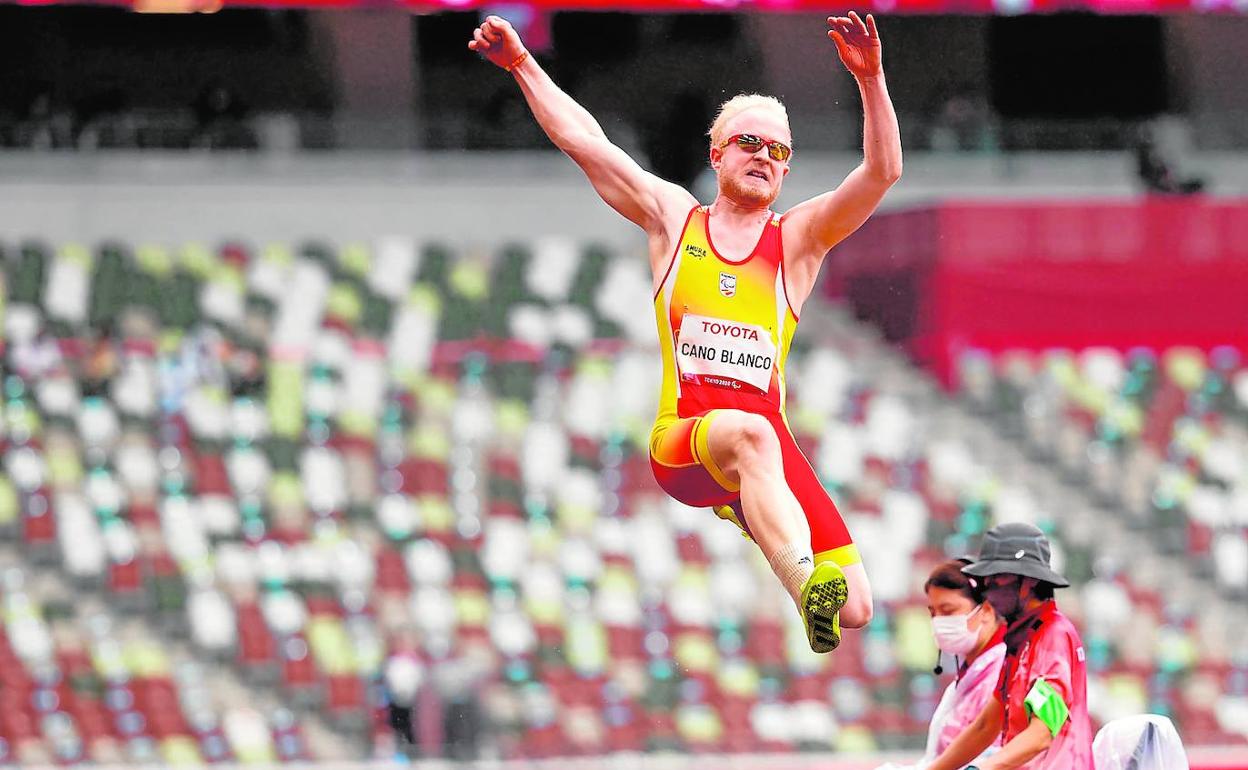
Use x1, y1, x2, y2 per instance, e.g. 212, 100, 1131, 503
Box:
702, 408, 781, 485
649, 413, 740, 508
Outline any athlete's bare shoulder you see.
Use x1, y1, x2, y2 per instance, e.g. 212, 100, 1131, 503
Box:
654, 180, 700, 233
646, 183, 701, 280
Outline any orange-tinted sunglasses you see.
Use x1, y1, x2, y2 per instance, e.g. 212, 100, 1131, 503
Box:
721, 133, 793, 162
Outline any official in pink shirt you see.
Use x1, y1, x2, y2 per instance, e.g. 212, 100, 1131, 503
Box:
923, 560, 1007, 765
924, 523, 1093, 770
875, 559, 1006, 770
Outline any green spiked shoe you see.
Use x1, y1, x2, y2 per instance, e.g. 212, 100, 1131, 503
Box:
800, 561, 848, 653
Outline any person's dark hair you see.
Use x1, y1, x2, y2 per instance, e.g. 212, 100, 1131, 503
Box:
925, 559, 983, 604
1033, 581, 1056, 601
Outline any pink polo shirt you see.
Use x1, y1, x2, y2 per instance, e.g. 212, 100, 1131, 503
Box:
995, 601, 1094, 770
921, 636, 1006, 765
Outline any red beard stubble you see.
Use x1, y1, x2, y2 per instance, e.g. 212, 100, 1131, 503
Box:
719, 167, 780, 208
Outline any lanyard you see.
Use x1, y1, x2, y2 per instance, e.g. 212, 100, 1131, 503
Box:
998, 605, 1051, 742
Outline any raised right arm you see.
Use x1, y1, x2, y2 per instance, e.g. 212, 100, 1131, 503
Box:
469, 16, 695, 237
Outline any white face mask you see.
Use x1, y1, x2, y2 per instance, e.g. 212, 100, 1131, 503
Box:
931, 604, 982, 658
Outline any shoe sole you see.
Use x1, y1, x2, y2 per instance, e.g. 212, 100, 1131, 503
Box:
802, 563, 848, 653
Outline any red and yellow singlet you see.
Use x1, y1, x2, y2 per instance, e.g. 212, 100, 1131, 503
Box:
648, 205, 858, 568
653, 205, 798, 419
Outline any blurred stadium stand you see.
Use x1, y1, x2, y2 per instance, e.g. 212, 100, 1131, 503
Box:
958, 345, 1248, 594
828, 199, 1248, 384
3, 231, 1248, 765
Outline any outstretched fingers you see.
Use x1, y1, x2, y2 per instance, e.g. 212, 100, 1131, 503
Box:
828, 12, 876, 44
831, 16, 862, 41
826, 15, 853, 51
847, 10, 869, 36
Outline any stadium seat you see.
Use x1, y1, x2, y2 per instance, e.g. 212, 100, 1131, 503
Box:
3, 236, 1245, 763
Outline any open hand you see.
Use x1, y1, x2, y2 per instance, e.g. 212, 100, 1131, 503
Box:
828, 11, 882, 79
468, 15, 526, 70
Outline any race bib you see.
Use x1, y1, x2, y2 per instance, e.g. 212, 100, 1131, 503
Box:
676, 313, 777, 394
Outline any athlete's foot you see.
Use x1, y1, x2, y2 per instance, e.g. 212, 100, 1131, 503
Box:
800, 561, 848, 653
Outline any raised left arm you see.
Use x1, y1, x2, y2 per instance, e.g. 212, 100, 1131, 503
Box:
783, 13, 902, 297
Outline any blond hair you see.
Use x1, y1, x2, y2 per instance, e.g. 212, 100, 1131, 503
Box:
707, 94, 790, 151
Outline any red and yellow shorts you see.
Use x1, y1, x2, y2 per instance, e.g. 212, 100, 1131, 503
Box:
648, 409, 859, 568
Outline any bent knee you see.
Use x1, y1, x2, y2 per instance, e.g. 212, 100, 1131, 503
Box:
730, 413, 780, 460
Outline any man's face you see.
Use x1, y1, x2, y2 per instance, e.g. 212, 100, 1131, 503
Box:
983, 573, 1027, 621
710, 107, 792, 208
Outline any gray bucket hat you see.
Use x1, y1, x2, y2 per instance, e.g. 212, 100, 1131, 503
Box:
961, 522, 1070, 588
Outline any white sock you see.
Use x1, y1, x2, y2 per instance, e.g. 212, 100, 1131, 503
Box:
768, 542, 815, 608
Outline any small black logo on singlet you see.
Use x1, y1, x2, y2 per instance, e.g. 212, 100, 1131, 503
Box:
684, 244, 707, 259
